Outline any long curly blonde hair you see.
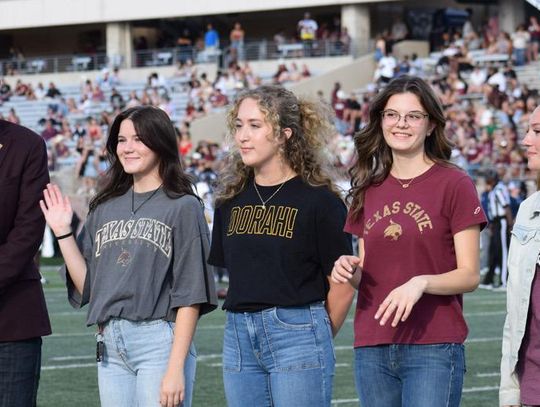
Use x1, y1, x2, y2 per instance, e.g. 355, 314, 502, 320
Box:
214, 85, 341, 205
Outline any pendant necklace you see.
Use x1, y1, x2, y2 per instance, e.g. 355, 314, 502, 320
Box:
131, 184, 162, 216
394, 175, 416, 189
253, 174, 290, 209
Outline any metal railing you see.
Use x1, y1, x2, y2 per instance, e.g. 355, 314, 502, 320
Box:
132, 39, 354, 68
0, 53, 108, 76
0, 39, 353, 76
131, 39, 354, 69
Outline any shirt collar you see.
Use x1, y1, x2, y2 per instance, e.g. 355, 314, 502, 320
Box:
531, 192, 540, 217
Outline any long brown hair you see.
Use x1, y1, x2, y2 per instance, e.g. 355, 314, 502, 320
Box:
214, 85, 340, 205
89, 106, 198, 212
348, 75, 454, 219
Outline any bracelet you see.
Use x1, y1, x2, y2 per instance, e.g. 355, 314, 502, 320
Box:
56, 231, 73, 240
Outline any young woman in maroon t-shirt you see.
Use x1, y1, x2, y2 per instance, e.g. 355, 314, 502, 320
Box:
331, 76, 486, 407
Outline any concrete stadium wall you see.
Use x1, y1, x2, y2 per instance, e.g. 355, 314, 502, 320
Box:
7, 56, 353, 88
189, 111, 229, 146
247, 55, 353, 78
190, 53, 376, 144
0, 0, 510, 32
392, 40, 430, 59
9, 63, 219, 87
0, 0, 395, 30
291, 53, 375, 100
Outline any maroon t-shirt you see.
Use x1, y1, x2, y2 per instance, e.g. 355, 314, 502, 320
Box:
517, 264, 540, 406
345, 164, 487, 347
333, 101, 346, 120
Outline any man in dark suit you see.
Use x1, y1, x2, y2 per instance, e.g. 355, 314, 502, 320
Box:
0, 120, 51, 407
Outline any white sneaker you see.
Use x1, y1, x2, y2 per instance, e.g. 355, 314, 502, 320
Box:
478, 284, 493, 290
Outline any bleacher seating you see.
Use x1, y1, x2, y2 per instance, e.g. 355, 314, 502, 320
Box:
0, 77, 191, 133
423, 49, 510, 76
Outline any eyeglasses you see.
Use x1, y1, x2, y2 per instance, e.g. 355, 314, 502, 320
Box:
381, 110, 429, 126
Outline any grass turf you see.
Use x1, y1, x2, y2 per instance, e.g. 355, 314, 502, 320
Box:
37, 266, 505, 406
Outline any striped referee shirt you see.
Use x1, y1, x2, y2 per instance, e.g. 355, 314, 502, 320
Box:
488, 181, 510, 220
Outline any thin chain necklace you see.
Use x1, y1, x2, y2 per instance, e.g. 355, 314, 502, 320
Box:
394, 175, 416, 189
131, 184, 162, 216
253, 174, 290, 209
393, 161, 434, 188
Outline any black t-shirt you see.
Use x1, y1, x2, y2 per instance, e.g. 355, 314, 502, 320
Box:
208, 176, 352, 312
0, 84, 10, 95
347, 99, 361, 110
46, 88, 61, 98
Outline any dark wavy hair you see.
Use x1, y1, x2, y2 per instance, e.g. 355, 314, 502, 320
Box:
213, 85, 341, 205
348, 75, 454, 219
89, 106, 198, 211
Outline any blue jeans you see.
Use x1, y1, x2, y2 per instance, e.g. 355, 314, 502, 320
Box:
514, 48, 526, 66
223, 302, 335, 407
354, 343, 465, 407
98, 318, 197, 407
0, 338, 42, 407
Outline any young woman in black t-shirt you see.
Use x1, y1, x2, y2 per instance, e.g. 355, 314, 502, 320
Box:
208, 85, 354, 406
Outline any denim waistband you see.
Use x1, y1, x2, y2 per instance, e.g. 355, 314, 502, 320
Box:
230, 301, 325, 315
98, 317, 166, 331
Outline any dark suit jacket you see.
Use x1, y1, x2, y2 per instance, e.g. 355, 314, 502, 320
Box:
0, 120, 51, 341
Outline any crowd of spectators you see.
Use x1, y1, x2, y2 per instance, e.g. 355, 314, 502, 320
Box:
1, 10, 353, 80
132, 12, 351, 67
358, 15, 540, 186
2, 10, 540, 286
175, 57, 314, 124
372, 13, 540, 69
0, 52, 319, 203
329, 72, 536, 184
1, 12, 539, 213
322, 14, 540, 289
0, 79, 63, 103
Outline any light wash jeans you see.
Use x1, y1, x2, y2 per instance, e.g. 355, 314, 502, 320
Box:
514, 48, 526, 66
223, 302, 335, 407
354, 343, 465, 407
97, 318, 196, 407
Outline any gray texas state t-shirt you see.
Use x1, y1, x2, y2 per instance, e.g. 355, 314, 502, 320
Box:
61, 189, 217, 326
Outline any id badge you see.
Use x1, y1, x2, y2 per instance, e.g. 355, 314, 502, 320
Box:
95, 332, 104, 362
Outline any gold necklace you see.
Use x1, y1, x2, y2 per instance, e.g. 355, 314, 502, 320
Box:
394, 175, 416, 189
253, 175, 290, 209
393, 162, 433, 188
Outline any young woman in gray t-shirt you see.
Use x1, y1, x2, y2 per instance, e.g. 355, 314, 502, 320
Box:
40, 106, 217, 407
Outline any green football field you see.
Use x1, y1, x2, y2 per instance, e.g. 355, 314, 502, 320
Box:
37, 265, 506, 406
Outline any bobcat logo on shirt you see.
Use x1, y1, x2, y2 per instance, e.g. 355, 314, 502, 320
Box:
116, 248, 132, 267
383, 220, 402, 241
364, 201, 433, 236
